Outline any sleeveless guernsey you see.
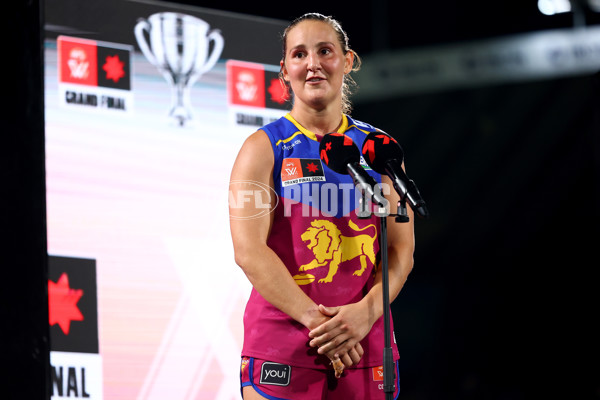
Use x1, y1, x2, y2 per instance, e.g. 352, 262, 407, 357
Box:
241, 113, 400, 369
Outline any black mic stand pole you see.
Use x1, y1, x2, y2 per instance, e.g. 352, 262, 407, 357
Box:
379, 198, 408, 400
355, 176, 408, 400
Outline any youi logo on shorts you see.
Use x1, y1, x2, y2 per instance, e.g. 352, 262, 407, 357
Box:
260, 362, 291, 386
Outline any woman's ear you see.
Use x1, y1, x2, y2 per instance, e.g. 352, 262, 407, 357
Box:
344, 51, 354, 74
280, 59, 289, 81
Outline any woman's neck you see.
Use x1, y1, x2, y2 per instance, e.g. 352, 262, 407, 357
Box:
290, 105, 344, 138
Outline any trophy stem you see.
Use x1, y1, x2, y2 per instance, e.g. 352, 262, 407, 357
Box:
170, 81, 192, 126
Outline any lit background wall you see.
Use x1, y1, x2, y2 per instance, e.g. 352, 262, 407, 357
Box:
4, 0, 599, 399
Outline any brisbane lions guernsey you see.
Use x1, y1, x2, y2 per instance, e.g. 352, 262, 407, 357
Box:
241, 113, 400, 369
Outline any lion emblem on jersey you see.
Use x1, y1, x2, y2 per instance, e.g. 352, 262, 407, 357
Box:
298, 219, 377, 283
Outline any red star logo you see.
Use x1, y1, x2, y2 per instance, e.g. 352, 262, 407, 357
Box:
306, 162, 319, 173
102, 55, 125, 83
48, 273, 84, 335
267, 78, 290, 104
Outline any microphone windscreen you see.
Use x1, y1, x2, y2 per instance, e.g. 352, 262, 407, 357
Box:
361, 131, 404, 173
319, 133, 360, 174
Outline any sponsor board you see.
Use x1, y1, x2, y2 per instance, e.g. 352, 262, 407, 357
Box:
48, 256, 102, 399
227, 60, 291, 127
58, 36, 133, 113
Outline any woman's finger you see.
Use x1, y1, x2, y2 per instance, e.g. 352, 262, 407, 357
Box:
355, 342, 364, 357
340, 353, 353, 368
348, 347, 361, 365
317, 333, 351, 355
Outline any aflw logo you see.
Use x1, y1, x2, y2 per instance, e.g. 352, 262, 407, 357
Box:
285, 166, 297, 176
67, 49, 90, 79
235, 71, 258, 101
259, 362, 291, 386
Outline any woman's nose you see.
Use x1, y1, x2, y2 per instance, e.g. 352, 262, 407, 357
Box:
307, 52, 321, 71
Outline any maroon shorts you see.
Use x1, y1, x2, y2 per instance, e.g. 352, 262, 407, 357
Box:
240, 356, 400, 400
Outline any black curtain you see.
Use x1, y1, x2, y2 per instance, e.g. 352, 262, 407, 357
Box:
354, 73, 600, 399
2, 0, 50, 398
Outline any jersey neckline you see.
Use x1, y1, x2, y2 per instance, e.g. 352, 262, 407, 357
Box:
284, 113, 349, 141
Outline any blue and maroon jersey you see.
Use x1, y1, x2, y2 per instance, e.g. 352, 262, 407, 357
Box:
241, 113, 400, 369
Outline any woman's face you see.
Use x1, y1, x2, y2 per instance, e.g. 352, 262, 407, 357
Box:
281, 20, 353, 112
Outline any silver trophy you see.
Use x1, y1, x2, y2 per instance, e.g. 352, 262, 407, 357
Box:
135, 12, 224, 126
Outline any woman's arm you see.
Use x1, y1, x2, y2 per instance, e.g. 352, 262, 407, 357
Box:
230, 130, 327, 329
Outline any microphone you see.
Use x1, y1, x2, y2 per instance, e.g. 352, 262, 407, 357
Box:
361, 131, 429, 219
319, 133, 387, 208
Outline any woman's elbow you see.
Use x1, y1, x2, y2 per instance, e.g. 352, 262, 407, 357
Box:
232, 240, 262, 273
233, 243, 251, 270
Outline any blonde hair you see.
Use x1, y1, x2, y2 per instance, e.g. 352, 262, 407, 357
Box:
280, 13, 362, 114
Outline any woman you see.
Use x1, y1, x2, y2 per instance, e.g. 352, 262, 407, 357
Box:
229, 13, 415, 399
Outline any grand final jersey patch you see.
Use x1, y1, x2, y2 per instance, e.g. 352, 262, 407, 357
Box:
281, 158, 325, 187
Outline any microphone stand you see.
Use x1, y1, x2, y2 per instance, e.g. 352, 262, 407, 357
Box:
381, 199, 408, 400
359, 187, 408, 400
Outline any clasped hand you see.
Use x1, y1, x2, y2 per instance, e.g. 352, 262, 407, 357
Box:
308, 302, 373, 368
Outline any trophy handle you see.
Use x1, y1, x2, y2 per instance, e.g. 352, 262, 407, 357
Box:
134, 19, 159, 66
198, 29, 224, 74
